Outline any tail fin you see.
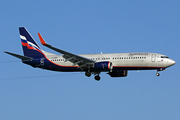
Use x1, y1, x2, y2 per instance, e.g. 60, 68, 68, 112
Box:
19, 27, 45, 58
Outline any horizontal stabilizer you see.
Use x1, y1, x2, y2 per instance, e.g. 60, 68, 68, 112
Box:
4, 51, 33, 60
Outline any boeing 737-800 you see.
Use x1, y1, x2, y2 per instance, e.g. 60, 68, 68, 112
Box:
4, 27, 176, 81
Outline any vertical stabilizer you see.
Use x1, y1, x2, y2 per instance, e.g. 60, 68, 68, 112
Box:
19, 27, 44, 58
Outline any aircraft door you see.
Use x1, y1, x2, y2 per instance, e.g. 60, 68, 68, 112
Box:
151, 54, 156, 62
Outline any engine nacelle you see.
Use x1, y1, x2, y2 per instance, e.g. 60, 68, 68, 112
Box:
108, 70, 128, 77
94, 61, 113, 71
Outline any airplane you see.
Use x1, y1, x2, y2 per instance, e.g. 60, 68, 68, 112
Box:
4, 27, 176, 81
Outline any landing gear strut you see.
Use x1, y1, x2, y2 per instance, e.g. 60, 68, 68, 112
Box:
94, 75, 100, 81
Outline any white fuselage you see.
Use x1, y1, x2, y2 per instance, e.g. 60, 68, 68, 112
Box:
44, 52, 175, 70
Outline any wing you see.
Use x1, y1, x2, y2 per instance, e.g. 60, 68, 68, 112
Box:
38, 33, 95, 69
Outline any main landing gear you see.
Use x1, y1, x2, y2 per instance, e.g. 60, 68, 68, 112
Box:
85, 71, 101, 81
85, 71, 91, 77
94, 75, 100, 81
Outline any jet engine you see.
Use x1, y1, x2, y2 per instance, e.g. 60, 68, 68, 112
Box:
93, 61, 113, 71
108, 70, 128, 77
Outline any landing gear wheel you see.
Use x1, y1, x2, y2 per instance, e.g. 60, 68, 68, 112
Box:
85, 71, 91, 77
94, 75, 100, 81
156, 73, 160, 76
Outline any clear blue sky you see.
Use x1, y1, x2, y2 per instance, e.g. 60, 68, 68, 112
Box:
0, 0, 179, 120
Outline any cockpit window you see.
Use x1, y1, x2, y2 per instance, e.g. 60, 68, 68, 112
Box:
161, 56, 169, 58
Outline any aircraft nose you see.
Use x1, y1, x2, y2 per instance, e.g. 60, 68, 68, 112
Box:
169, 59, 176, 66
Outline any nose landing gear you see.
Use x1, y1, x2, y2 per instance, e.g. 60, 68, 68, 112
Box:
156, 72, 160, 76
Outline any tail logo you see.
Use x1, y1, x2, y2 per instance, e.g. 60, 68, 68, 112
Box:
20, 35, 41, 52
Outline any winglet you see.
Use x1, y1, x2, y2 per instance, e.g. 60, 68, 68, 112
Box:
38, 33, 47, 45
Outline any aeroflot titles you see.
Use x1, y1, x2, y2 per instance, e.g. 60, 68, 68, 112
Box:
129, 53, 148, 56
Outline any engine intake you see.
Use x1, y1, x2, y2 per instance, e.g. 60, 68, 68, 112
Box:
108, 70, 128, 77
94, 61, 113, 71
